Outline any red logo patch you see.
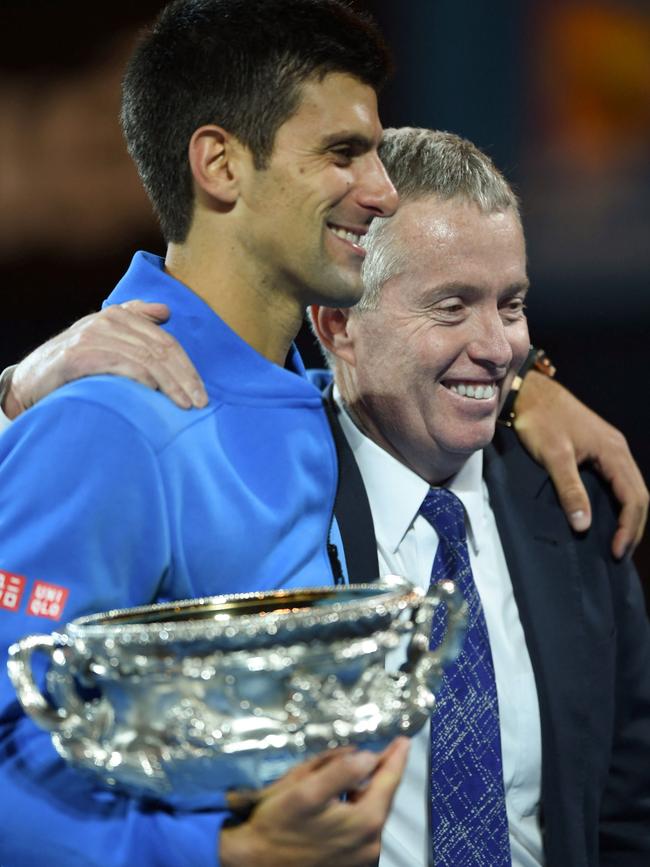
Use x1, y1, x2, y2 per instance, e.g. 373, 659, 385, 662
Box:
0, 571, 27, 612
26, 581, 69, 621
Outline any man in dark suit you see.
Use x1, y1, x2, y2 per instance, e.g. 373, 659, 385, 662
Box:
311, 127, 650, 866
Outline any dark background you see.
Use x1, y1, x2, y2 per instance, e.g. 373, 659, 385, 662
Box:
1, 0, 648, 586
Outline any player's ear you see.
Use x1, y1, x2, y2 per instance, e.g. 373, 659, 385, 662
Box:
310, 305, 357, 366
188, 125, 246, 206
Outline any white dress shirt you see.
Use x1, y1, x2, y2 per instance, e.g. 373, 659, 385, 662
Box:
334, 391, 544, 867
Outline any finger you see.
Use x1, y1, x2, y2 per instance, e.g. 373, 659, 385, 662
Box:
612, 527, 631, 562
126, 341, 208, 408
118, 300, 172, 323
88, 350, 201, 410
610, 498, 648, 560
74, 313, 208, 408
351, 738, 409, 814
51, 339, 195, 410
260, 746, 358, 799
345, 738, 402, 802
632, 495, 648, 550
73, 348, 192, 408
282, 750, 382, 816
592, 452, 649, 558
545, 453, 592, 533
99, 306, 191, 362
291, 746, 358, 777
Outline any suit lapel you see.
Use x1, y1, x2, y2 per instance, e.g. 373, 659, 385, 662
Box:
322, 385, 380, 583
484, 432, 589, 863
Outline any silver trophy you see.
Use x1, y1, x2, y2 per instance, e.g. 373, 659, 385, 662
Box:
8, 577, 466, 809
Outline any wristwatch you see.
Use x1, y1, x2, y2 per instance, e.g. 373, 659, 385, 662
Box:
497, 347, 556, 428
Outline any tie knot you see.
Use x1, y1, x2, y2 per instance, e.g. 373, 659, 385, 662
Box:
419, 487, 467, 546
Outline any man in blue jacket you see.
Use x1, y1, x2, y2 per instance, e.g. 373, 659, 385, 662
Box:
0, 2, 407, 865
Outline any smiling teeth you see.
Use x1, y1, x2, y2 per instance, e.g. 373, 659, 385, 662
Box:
450, 383, 495, 400
330, 226, 362, 245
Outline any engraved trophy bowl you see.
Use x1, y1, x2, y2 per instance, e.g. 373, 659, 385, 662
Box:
8, 577, 466, 809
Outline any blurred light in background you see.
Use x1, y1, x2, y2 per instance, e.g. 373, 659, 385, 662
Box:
523, 1, 650, 315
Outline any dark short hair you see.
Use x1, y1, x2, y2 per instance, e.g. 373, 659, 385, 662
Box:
121, 0, 392, 242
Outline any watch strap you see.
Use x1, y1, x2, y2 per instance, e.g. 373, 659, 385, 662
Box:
497, 348, 556, 428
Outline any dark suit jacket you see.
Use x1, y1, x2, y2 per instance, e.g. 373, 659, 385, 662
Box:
326, 394, 650, 866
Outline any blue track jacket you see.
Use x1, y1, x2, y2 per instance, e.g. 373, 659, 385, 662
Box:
0, 252, 339, 866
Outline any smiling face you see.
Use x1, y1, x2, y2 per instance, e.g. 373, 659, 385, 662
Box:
235, 72, 398, 308
336, 195, 530, 483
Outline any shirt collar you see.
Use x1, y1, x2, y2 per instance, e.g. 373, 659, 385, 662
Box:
104, 251, 319, 403
333, 386, 486, 555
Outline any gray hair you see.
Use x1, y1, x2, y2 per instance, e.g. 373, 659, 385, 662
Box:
358, 127, 520, 311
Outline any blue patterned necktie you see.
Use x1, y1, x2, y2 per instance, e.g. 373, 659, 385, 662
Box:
420, 487, 511, 867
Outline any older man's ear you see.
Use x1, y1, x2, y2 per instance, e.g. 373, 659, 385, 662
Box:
309, 305, 357, 367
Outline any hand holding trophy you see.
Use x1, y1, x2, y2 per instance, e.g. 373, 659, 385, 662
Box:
8, 579, 466, 809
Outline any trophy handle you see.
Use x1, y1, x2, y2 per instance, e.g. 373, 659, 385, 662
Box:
403, 579, 468, 695
7, 633, 87, 733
